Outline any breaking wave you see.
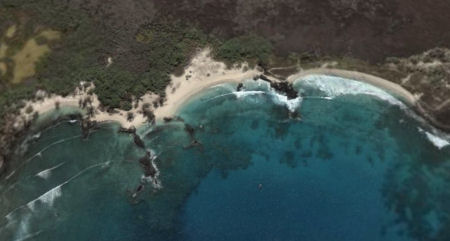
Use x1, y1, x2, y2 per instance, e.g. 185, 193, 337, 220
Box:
418, 128, 450, 149
27, 185, 62, 211
5, 135, 81, 180
35, 162, 65, 180
297, 75, 405, 107
206, 80, 302, 113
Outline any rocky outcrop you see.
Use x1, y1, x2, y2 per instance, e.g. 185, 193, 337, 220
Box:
81, 119, 98, 139
133, 133, 145, 149
139, 151, 157, 178
258, 74, 298, 99
119, 126, 136, 134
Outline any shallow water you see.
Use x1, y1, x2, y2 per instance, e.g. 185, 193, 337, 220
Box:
1, 76, 450, 241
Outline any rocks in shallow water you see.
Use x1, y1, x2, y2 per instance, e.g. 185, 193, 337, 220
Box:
258, 74, 272, 83
118, 126, 145, 149
184, 124, 195, 137
117, 125, 146, 149
288, 111, 302, 120
163, 117, 173, 123
68, 114, 82, 122
119, 126, 136, 134
258, 75, 298, 99
81, 119, 98, 139
133, 133, 145, 149
269, 81, 298, 100
139, 151, 157, 177
236, 83, 244, 91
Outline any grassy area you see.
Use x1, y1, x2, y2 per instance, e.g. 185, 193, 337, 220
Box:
11, 29, 60, 83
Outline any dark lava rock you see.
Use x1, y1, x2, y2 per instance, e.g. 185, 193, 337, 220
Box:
236, 83, 244, 91
163, 117, 173, 123
289, 111, 302, 120
174, 116, 185, 122
270, 81, 298, 99
81, 119, 98, 139
139, 152, 157, 177
184, 124, 195, 137
119, 126, 136, 134
259, 75, 273, 83
68, 114, 82, 122
133, 133, 145, 149
258, 75, 298, 99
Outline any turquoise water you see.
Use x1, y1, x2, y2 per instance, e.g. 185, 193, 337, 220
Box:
1, 76, 450, 241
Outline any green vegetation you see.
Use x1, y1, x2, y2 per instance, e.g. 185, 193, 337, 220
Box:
0, 2, 175, 111
137, 22, 210, 74
91, 21, 210, 109
0, 83, 36, 126
0, 1, 273, 126
214, 34, 273, 67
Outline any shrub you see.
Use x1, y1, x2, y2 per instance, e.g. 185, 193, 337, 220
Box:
215, 34, 273, 67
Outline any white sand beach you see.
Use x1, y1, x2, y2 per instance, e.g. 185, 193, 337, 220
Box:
18, 48, 420, 129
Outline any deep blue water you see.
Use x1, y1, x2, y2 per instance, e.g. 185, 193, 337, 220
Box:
1, 76, 450, 241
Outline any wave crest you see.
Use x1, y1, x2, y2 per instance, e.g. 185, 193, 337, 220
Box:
297, 75, 405, 107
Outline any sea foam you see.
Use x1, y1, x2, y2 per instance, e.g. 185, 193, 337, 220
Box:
239, 79, 302, 112
35, 162, 65, 180
425, 132, 450, 149
27, 185, 62, 211
297, 75, 405, 107
418, 128, 450, 149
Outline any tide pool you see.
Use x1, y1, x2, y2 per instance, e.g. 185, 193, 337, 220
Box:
1, 76, 449, 241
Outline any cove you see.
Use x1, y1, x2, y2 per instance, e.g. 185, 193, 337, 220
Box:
1, 75, 450, 241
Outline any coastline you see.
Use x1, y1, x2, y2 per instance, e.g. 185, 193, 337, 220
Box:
286, 68, 418, 107
2, 48, 449, 176
15, 49, 443, 133
153, 49, 262, 119
19, 83, 159, 130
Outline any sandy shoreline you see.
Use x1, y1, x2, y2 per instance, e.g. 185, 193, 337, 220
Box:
20, 84, 159, 129
19, 49, 421, 130
287, 68, 418, 106
153, 49, 262, 118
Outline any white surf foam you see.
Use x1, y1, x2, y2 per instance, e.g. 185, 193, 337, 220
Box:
6, 135, 81, 180
141, 149, 163, 189
418, 128, 450, 149
207, 78, 304, 113
31, 133, 41, 140
270, 92, 302, 112
239, 79, 303, 112
27, 185, 62, 211
35, 170, 51, 180
13, 213, 32, 241
298, 75, 405, 107
35, 162, 65, 180
425, 132, 450, 149
4, 160, 109, 221
233, 90, 265, 99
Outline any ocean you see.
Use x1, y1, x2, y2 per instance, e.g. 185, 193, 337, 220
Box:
1, 75, 449, 241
